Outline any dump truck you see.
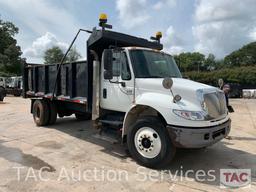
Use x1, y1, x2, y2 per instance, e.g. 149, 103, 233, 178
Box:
0, 76, 23, 101
23, 14, 231, 168
6, 76, 23, 96
0, 77, 6, 101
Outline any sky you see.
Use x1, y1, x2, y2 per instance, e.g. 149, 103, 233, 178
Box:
0, 0, 256, 63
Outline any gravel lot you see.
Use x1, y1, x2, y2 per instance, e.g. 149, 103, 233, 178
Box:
0, 96, 256, 192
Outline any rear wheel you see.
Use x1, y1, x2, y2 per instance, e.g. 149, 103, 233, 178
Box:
75, 113, 91, 121
47, 101, 57, 125
127, 116, 176, 168
32, 100, 49, 126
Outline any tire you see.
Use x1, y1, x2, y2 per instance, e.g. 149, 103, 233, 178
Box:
75, 113, 91, 121
0, 93, 4, 101
127, 116, 176, 168
0, 87, 5, 101
32, 100, 49, 126
47, 101, 57, 125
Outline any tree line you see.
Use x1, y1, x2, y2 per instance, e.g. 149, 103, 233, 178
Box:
174, 42, 256, 73
173, 42, 256, 86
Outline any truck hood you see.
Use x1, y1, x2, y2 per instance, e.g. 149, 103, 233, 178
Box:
135, 78, 216, 110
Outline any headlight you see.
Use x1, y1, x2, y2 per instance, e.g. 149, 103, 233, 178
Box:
173, 109, 206, 121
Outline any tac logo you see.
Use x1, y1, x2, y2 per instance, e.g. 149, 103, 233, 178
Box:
220, 169, 251, 188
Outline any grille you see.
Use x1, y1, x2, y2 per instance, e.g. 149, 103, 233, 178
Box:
204, 91, 226, 119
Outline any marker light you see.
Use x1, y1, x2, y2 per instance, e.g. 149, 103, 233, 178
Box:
99, 13, 107, 23
156, 31, 162, 39
99, 13, 112, 29
150, 31, 162, 43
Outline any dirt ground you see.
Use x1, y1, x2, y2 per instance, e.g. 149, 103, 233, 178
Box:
0, 96, 255, 192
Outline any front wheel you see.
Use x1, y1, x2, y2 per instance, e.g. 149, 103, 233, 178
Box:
127, 116, 176, 168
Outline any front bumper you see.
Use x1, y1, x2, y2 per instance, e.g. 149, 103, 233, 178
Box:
167, 119, 231, 148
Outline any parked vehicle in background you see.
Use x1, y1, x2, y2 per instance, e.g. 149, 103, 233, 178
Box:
229, 83, 242, 98
0, 77, 6, 101
243, 89, 256, 98
6, 76, 23, 96
23, 14, 231, 168
0, 76, 23, 101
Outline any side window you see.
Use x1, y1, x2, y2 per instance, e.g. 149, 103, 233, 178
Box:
112, 52, 121, 77
121, 53, 131, 80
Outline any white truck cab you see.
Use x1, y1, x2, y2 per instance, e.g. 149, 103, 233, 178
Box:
99, 46, 230, 167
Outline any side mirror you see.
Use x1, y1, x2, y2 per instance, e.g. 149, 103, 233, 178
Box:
218, 78, 224, 88
103, 49, 113, 71
162, 78, 173, 89
104, 70, 113, 80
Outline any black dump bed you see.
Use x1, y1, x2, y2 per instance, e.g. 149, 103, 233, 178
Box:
23, 61, 88, 104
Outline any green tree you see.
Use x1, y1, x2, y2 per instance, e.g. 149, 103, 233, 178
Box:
0, 19, 24, 74
66, 47, 81, 62
204, 53, 216, 71
174, 52, 205, 72
224, 42, 256, 67
184, 66, 256, 87
215, 59, 225, 70
44, 46, 64, 64
44, 46, 81, 64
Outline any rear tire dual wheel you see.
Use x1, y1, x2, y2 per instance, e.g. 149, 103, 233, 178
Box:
127, 116, 176, 169
32, 100, 57, 126
33, 100, 49, 126
47, 101, 57, 125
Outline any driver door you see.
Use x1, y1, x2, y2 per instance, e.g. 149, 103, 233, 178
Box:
100, 50, 134, 112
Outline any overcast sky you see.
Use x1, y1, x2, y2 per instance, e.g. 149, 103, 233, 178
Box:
1, 0, 256, 63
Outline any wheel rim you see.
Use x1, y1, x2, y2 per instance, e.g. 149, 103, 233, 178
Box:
134, 127, 162, 159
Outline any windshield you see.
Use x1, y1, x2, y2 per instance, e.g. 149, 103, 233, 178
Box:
129, 50, 182, 78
